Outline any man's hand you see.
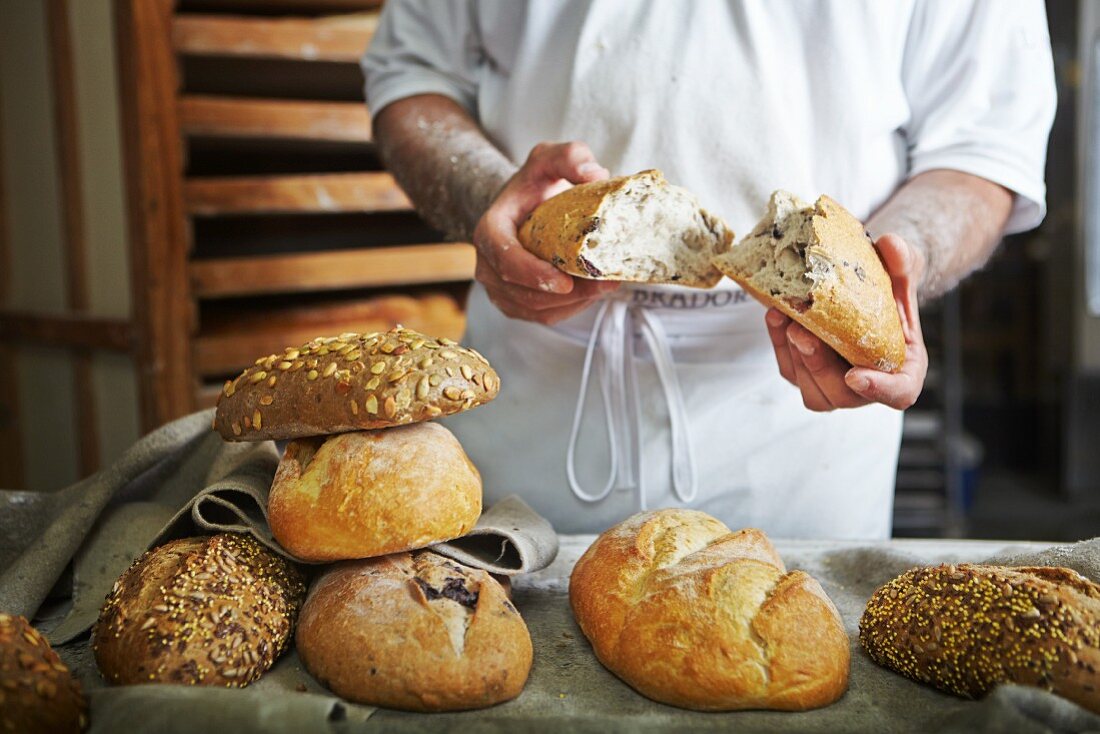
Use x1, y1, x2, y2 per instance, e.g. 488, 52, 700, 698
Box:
764, 234, 929, 411
473, 142, 620, 324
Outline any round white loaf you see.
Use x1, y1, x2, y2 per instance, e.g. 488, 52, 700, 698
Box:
296, 551, 532, 711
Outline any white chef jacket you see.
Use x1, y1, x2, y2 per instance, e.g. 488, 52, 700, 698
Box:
362, 0, 1055, 538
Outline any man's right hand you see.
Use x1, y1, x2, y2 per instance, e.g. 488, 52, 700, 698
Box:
472, 141, 621, 325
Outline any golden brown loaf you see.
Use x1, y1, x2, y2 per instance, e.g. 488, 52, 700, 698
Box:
860, 563, 1100, 713
214, 327, 500, 441
0, 614, 87, 734
569, 509, 850, 711
519, 169, 734, 288
93, 534, 306, 687
296, 551, 532, 712
712, 190, 905, 371
267, 422, 482, 562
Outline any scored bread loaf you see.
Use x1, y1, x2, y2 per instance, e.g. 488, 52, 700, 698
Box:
860, 563, 1100, 713
712, 190, 905, 371
93, 534, 306, 687
569, 509, 849, 711
519, 169, 734, 287
296, 551, 532, 712
0, 614, 87, 734
266, 422, 482, 562
214, 327, 499, 441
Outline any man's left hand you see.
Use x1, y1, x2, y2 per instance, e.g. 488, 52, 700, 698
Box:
764, 233, 929, 411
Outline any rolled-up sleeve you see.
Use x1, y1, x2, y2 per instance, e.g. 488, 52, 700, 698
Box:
902, 0, 1056, 233
362, 0, 480, 119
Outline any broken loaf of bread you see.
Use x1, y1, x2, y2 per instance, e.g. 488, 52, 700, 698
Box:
519, 169, 734, 288
712, 191, 905, 372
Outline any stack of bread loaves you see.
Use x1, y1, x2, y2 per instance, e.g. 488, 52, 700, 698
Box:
209, 326, 533, 711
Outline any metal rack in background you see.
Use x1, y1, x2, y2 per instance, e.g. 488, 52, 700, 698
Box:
893, 291, 967, 537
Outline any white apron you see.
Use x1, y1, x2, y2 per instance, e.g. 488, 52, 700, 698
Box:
444, 283, 902, 539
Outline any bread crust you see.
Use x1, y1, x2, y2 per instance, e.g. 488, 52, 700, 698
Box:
296, 551, 532, 711
860, 563, 1100, 713
267, 423, 482, 562
93, 534, 305, 687
214, 327, 499, 441
518, 169, 733, 288
0, 614, 87, 734
714, 193, 905, 372
569, 509, 850, 711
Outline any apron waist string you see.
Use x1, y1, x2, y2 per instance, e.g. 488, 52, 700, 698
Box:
564, 300, 698, 508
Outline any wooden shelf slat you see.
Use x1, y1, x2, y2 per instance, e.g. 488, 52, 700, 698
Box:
190, 243, 476, 297
173, 12, 377, 62
179, 95, 371, 142
182, 0, 382, 14
193, 293, 465, 376
0, 311, 134, 352
184, 172, 411, 215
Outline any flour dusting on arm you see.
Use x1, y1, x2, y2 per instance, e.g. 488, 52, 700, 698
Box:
866, 170, 1013, 301
374, 96, 518, 242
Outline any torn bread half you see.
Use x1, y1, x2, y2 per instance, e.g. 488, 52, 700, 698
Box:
713, 191, 905, 372
518, 169, 734, 288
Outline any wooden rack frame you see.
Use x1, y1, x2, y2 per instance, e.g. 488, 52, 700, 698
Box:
2, 0, 474, 482
115, 0, 471, 432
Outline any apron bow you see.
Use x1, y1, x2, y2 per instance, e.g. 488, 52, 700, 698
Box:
565, 299, 698, 510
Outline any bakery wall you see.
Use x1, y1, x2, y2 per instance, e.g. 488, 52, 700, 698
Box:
0, 0, 140, 491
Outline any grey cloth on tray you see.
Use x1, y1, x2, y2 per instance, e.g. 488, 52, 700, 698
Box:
0, 409, 559, 645
358, 538, 1100, 734
1, 408, 1099, 733
0, 409, 560, 732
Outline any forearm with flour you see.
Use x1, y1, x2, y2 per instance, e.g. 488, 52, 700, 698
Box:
372, 95, 517, 242
866, 169, 1014, 301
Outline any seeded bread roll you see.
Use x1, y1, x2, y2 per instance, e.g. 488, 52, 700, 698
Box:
519, 169, 734, 288
570, 509, 850, 711
860, 564, 1100, 713
267, 422, 482, 562
214, 327, 500, 441
296, 551, 532, 712
0, 614, 87, 734
712, 190, 905, 371
93, 534, 306, 687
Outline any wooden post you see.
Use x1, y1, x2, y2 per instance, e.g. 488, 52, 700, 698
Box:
115, 0, 196, 430
46, 0, 100, 475
0, 77, 24, 489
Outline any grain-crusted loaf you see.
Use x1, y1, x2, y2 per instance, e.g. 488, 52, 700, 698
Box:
267, 423, 482, 562
296, 551, 532, 712
712, 190, 905, 371
569, 509, 850, 711
214, 327, 499, 441
860, 563, 1100, 713
0, 614, 87, 734
519, 169, 734, 288
93, 534, 306, 687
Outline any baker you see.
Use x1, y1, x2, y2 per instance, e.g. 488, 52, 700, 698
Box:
362, 1, 1055, 538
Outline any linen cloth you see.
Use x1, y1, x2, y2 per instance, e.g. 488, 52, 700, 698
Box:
2, 410, 1099, 732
